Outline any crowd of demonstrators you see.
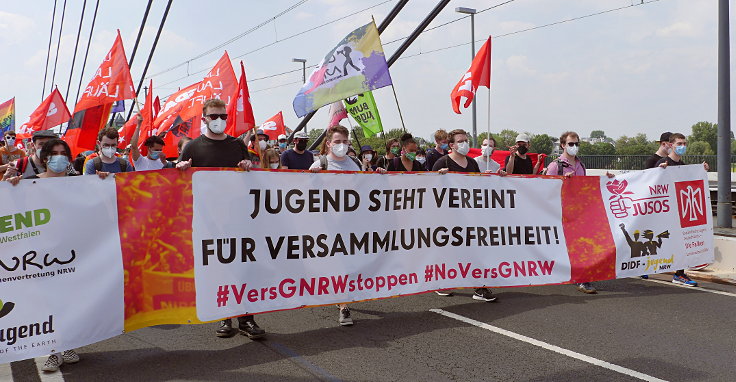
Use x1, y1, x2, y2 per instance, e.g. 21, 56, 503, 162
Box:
358, 145, 376, 171
260, 148, 281, 169
376, 138, 399, 170
277, 134, 288, 154
129, 115, 170, 171
84, 128, 134, 175
0, 130, 26, 173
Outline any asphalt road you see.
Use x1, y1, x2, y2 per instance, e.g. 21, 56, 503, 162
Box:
5, 275, 736, 382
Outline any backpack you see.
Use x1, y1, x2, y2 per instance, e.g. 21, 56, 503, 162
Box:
92, 156, 130, 173
548, 158, 585, 176
320, 155, 362, 170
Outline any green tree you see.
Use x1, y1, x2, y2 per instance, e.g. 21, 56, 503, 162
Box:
590, 142, 616, 155
615, 134, 656, 155
732, 139, 736, 155
308, 128, 324, 142
590, 130, 606, 139
686, 141, 714, 155
689, 121, 718, 154
495, 129, 520, 150
530, 134, 554, 155
579, 141, 594, 156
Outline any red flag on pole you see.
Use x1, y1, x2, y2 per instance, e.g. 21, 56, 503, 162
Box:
450, 37, 491, 114
67, 30, 135, 154
225, 61, 256, 137
179, 52, 238, 138
259, 111, 285, 140
17, 88, 71, 138
154, 83, 199, 158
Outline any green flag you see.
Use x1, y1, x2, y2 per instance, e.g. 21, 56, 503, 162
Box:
344, 92, 383, 138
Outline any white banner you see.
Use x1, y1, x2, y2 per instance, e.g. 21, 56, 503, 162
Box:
192, 171, 570, 321
0, 176, 124, 364
601, 165, 714, 277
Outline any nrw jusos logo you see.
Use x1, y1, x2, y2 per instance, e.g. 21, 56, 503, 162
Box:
674, 180, 707, 228
606, 179, 670, 218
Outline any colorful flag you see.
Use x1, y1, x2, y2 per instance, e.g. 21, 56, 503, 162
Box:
225, 61, 256, 137
111, 100, 125, 113
451, 37, 491, 114
293, 20, 392, 117
68, 30, 135, 152
327, 101, 347, 128
179, 52, 238, 138
154, 83, 199, 158
17, 88, 71, 138
260, 112, 285, 140
0, 98, 15, 133
344, 92, 383, 138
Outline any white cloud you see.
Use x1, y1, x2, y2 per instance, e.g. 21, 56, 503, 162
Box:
656, 22, 697, 37
0, 11, 35, 45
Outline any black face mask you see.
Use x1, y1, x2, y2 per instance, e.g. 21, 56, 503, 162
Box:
296, 140, 308, 151
517, 146, 528, 155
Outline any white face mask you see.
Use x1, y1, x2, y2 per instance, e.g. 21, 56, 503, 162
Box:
481, 145, 493, 157
207, 119, 226, 134
101, 146, 116, 158
332, 143, 348, 158
269, 163, 279, 169
417, 156, 426, 164
455, 141, 470, 156
364, 153, 373, 162
259, 140, 268, 150
5, 137, 16, 146
566, 145, 579, 156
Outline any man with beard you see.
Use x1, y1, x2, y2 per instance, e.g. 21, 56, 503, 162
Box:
280, 130, 314, 170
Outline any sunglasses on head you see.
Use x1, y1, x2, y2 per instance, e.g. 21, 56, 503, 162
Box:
566, 142, 580, 147
206, 114, 228, 121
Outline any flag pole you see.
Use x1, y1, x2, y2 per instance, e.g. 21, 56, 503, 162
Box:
344, 113, 363, 150
487, 36, 492, 155
390, 85, 407, 132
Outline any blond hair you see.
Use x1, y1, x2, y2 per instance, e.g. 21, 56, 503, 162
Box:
260, 148, 281, 169
202, 98, 226, 115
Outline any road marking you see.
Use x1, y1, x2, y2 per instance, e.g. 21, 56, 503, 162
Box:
0, 362, 12, 381
33, 357, 65, 382
430, 309, 668, 382
643, 279, 736, 297
264, 342, 342, 382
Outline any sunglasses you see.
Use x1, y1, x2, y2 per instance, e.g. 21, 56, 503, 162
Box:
206, 113, 228, 121
566, 142, 580, 147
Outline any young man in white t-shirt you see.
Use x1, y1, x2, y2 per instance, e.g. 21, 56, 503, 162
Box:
130, 114, 168, 171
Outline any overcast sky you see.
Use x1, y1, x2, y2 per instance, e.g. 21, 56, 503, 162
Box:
1, 0, 734, 143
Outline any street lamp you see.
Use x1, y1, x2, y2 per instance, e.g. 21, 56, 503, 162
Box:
292, 58, 308, 133
455, 7, 478, 147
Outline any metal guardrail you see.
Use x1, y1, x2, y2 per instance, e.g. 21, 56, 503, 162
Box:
543, 155, 736, 172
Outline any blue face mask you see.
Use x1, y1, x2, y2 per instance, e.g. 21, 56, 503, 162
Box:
150, 151, 162, 160
47, 155, 69, 173
440, 143, 449, 150
279, 142, 287, 149
674, 145, 687, 156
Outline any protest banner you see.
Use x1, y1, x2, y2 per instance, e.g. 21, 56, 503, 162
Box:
0, 176, 124, 364
0, 165, 714, 364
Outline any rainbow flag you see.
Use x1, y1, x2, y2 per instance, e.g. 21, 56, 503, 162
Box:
0, 98, 14, 133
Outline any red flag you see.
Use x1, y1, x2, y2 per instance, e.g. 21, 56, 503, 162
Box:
74, 30, 135, 112
178, 52, 238, 136
259, 112, 285, 140
451, 37, 491, 114
68, 31, 135, 153
153, 96, 161, 119
138, 80, 155, 140
16, 88, 71, 138
225, 61, 256, 137
117, 117, 137, 148
154, 83, 199, 158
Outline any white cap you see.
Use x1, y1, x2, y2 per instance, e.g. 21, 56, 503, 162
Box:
277, 134, 287, 141
515, 133, 530, 143
293, 131, 308, 139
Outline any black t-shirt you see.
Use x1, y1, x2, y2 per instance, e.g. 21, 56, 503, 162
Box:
655, 156, 685, 167
425, 148, 446, 171
280, 149, 314, 170
180, 135, 250, 168
504, 154, 534, 174
645, 153, 663, 169
431, 155, 480, 173
386, 157, 424, 172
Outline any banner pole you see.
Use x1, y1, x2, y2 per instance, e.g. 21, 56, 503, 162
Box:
345, 114, 363, 150
391, 84, 407, 132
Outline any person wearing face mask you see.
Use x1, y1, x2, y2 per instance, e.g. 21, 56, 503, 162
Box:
280, 131, 314, 170
310, 125, 366, 173
247, 129, 270, 165
425, 129, 449, 171
84, 127, 133, 175
376, 138, 400, 170
655, 133, 709, 287
13, 130, 76, 178
645, 132, 673, 169
178, 99, 262, 339
545, 132, 596, 294
3, 138, 108, 372
260, 148, 282, 169
505, 133, 541, 175
277, 134, 288, 154
0, 130, 26, 174
433, 129, 497, 302
130, 114, 168, 171
416, 148, 427, 167
384, 133, 424, 172
475, 137, 502, 174
359, 145, 376, 171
